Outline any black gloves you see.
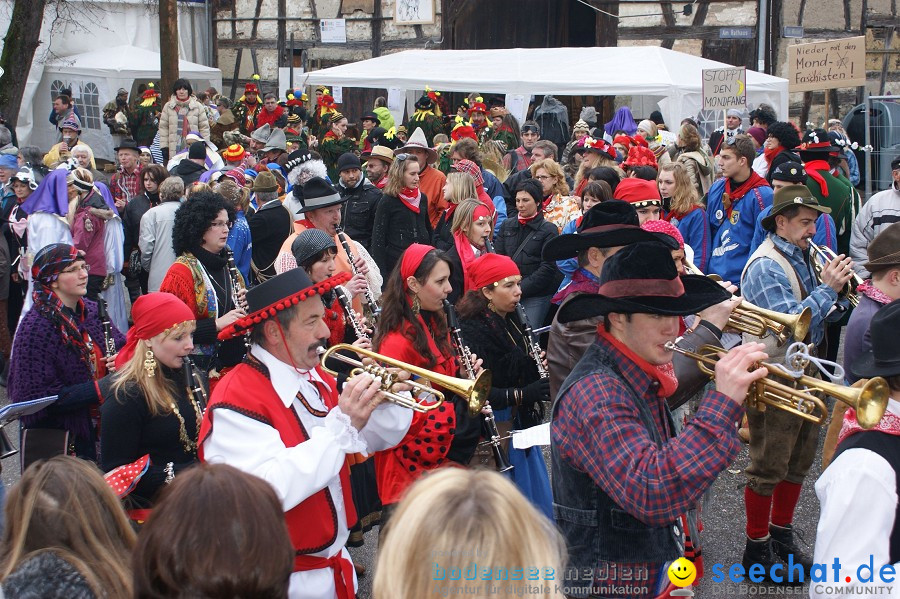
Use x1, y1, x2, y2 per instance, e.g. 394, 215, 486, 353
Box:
520, 378, 550, 405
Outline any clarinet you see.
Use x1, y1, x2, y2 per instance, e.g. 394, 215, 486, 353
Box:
97, 298, 116, 359
444, 299, 512, 473
334, 285, 370, 340
183, 357, 208, 413
515, 303, 550, 379
335, 226, 380, 322
226, 249, 251, 350
483, 235, 495, 254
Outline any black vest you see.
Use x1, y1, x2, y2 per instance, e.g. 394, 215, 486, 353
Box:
833, 431, 900, 563
550, 340, 683, 582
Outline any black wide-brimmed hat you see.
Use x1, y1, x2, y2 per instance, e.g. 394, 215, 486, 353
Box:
218, 268, 350, 340
114, 138, 141, 154
799, 128, 841, 154
557, 242, 731, 323
851, 299, 900, 379
543, 200, 674, 261
299, 176, 346, 211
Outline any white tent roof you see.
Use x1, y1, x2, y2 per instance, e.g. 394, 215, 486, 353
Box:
305, 47, 789, 129
44, 45, 221, 79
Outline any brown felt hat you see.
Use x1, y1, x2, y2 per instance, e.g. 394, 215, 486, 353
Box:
865, 222, 900, 273
760, 184, 830, 230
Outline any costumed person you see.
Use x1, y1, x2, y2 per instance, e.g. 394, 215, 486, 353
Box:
66, 167, 112, 301
311, 86, 340, 139
8, 244, 125, 461
739, 184, 854, 580
158, 191, 247, 386
372, 244, 484, 517
358, 111, 380, 155
759, 121, 801, 184
706, 134, 773, 289
256, 92, 288, 130
158, 79, 211, 165
456, 253, 553, 519
562, 119, 591, 178
371, 154, 433, 280
231, 77, 263, 137
494, 178, 561, 328
199, 265, 413, 599
658, 162, 711, 273
319, 113, 357, 183
129, 83, 162, 148
553, 180, 612, 293
811, 299, 900, 599
491, 108, 520, 155
466, 97, 492, 144
636, 119, 670, 167
529, 159, 580, 233
405, 88, 444, 147
5, 166, 36, 335
215, 178, 253, 284
100, 292, 202, 510
572, 136, 621, 199
42, 115, 93, 169
551, 242, 759, 599
443, 198, 493, 305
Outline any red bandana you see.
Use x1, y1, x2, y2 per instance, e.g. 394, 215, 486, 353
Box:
763, 145, 784, 166
804, 159, 831, 197
839, 403, 900, 445
518, 212, 539, 226
398, 187, 421, 213
598, 328, 679, 398
723, 171, 769, 216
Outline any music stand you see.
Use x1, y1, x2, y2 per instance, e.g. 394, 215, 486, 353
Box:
0, 396, 58, 460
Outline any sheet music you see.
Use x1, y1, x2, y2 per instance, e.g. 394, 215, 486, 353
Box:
512, 422, 550, 449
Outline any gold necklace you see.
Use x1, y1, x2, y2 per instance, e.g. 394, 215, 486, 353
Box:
170, 394, 204, 454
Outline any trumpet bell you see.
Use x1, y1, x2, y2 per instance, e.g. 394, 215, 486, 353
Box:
812, 375, 888, 430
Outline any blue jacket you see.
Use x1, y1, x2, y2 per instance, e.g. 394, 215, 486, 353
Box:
707, 178, 773, 287
555, 217, 579, 291
750, 208, 837, 255
226, 211, 252, 282
668, 208, 711, 273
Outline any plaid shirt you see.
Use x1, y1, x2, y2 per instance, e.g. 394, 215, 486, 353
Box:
740, 233, 845, 346
552, 334, 743, 597
110, 165, 142, 206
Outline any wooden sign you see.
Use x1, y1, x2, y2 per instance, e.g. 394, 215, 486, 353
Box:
788, 36, 866, 92
702, 67, 747, 111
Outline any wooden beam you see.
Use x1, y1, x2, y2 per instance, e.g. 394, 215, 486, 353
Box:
661, 1, 676, 50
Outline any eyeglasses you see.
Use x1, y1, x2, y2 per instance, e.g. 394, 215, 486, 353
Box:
210, 220, 231, 230
61, 263, 90, 274
534, 175, 553, 181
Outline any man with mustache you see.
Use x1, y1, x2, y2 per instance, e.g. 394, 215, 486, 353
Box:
739, 184, 855, 582
200, 267, 412, 599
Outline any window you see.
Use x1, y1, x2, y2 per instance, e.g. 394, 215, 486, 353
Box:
50, 79, 65, 103
78, 82, 101, 130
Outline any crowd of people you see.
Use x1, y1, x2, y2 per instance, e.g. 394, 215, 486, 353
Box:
0, 79, 897, 599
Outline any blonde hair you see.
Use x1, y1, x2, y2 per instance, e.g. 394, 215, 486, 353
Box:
445, 171, 478, 207
110, 321, 196, 417
373, 469, 566, 599
658, 162, 700, 215
0, 456, 136, 595
384, 155, 420, 198
215, 178, 250, 212
185, 181, 210, 200
530, 159, 570, 196
451, 198, 488, 235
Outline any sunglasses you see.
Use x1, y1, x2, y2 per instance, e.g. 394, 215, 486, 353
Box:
395, 153, 412, 161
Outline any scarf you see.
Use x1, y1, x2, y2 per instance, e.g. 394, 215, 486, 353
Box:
722, 171, 769, 217
398, 187, 421, 213
542, 194, 554, 210
518, 211, 539, 226
839, 401, 900, 445
452, 231, 481, 293
31, 245, 96, 374
552, 268, 599, 305
858, 280, 894, 306
763, 144, 784, 167
597, 328, 679, 398
374, 176, 387, 190
804, 159, 831, 198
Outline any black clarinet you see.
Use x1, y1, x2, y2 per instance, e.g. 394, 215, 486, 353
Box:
483, 235, 495, 254
335, 226, 380, 322
335, 285, 370, 340
97, 298, 116, 359
515, 303, 549, 379
226, 249, 251, 350
444, 299, 512, 473
184, 357, 208, 413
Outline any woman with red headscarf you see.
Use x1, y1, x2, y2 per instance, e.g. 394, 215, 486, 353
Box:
372, 244, 484, 517
100, 292, 203, 508
444, 198, 494, 305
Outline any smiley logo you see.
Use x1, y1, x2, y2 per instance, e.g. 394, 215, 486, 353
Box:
667, 557, 697, 587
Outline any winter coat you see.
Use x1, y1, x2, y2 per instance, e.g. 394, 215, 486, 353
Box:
494, 213, 562, 299
370, 194, 433, 282
676, 150, 713, 197
2, 551, 96, 599
850, 183, 900, 278
169, 159, 207, 186
338, 179, 382, 251
158, 95, 211, 156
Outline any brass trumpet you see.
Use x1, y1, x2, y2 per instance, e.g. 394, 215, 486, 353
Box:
808, 241, 861, 308
683, 259, 811, 345
318, 344, 491, 416
665, 342, 888, 429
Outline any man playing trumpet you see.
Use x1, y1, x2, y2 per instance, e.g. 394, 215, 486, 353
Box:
199, 268, 412, 599
739, 184, 855, 580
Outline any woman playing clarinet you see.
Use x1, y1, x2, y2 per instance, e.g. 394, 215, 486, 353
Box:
456, 253, 553, 519
372, 244, 484, 518
100, 292, 203, 509
443, 198, 494, 305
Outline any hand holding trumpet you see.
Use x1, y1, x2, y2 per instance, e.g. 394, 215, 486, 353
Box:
712, 342, 769, 404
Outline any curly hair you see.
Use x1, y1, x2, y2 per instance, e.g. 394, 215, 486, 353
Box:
766, 121, 801, 150
529, 159, 570, 196
678, 122, 702, 152
172, 190, 236, 256
749, 104, 778, 127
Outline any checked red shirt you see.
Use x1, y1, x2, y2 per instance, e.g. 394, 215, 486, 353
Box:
110, 165, 142, 207
552, 334, 743, 598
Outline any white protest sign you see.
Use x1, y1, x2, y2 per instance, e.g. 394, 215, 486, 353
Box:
788, 36, 866, 92
331, 86, 343, 104
702, 67, 747, 111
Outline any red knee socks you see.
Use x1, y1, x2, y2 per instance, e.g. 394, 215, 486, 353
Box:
770, 481, 803, 527
745, 487, 773, 539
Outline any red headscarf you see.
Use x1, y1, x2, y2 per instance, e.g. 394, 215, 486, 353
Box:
468, 253, 520, 290
115, 293, 195, 369
452, 203, 492, 292
400, 244, 436, 290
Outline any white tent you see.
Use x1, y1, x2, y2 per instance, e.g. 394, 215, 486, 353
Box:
31, 46, 222, 161
305, 47, 789, 131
